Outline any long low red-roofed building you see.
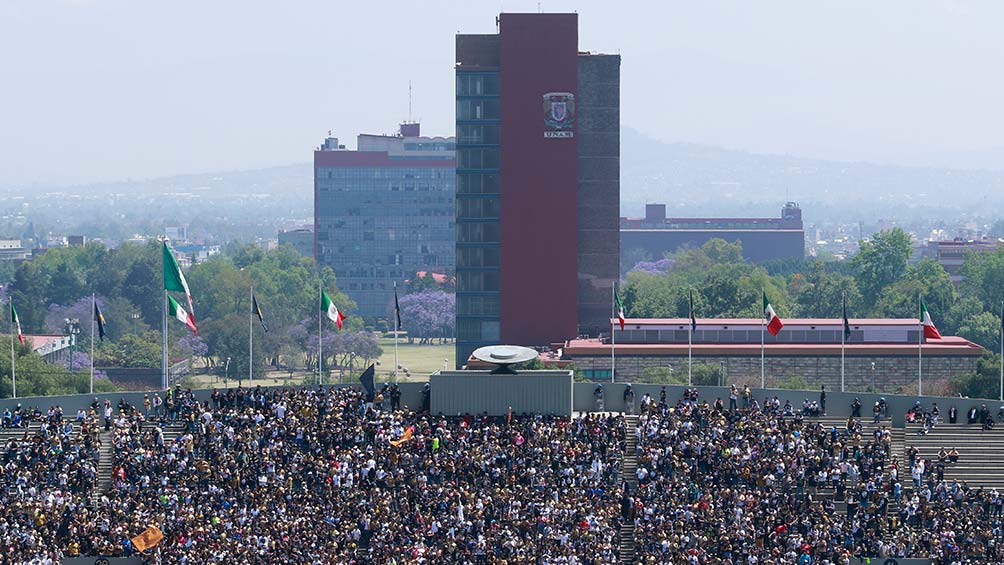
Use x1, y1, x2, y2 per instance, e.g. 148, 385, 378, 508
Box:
560, 317, 984, 390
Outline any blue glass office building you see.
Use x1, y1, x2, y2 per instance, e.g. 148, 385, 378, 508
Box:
314, 125, 456, 320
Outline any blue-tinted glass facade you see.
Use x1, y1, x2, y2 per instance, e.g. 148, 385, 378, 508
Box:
316, 163, 455, 319
455, 71, 501, 367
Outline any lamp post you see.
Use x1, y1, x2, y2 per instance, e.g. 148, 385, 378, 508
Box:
64, 318, 80, 370
871, 361, 876, 393
720, 361, 726, 387
225, 356, 231, 386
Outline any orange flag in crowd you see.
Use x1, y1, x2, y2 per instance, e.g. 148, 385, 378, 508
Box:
131, 526, 164, 553
390, 426, 414, 447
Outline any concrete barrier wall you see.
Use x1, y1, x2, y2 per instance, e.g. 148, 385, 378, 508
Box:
62, 558, 142, 565
0, 382, 427, 417
431, 371, 573, 416
572, 383, 989, 427
0, 378, 992, 429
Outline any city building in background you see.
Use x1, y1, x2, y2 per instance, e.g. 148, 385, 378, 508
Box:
455, 13, 620, 367
314, 124, 456, 319
621, 202, 805, 266
930, 238, 1003, 284
278, 227, 314, 257
0, 239, 31, 263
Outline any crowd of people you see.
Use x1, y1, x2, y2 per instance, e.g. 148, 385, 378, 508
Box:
624, 389, 1004, 564
3, 384, 1004, 564
2, 386, 628, 564
1, 403, 104, 564
627, 390, 895, 564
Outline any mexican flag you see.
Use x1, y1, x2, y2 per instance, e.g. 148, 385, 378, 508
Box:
920, 298, 942, 339
321, 290, 346, 330
163, 242, 196, 324
10, 302, 23, 345
614, 288, 625, 330
763, 291, 784, 336
168, 295, 197, 335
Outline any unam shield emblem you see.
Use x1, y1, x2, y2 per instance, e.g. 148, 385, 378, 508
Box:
543, 92, 575, 130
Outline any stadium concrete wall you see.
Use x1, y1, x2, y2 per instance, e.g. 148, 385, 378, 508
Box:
0, 383, 426, 417
573, 383, 985, 427
62, 558, 142, 565
431, 370, 573, 417
571, 353, 979, 391
0, 377, 991, 429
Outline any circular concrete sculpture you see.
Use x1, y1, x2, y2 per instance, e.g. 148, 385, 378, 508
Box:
472, 345, 539, 374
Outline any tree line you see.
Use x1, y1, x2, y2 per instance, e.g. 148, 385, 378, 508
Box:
2, 240, 455, 396
622, 229, 1004, 397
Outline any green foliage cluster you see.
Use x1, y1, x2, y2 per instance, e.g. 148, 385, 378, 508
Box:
0, 338, 116, 398
951, 353, 1002, 400
3, 240, 368, 395
638, 363, 722, 386
624, 230, 1003, 351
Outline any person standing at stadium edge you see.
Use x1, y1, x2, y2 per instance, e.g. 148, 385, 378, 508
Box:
623, 384, 635, 415
819, 385, 826, 416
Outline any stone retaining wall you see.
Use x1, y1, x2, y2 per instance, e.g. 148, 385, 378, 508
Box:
574, 353, 977, 392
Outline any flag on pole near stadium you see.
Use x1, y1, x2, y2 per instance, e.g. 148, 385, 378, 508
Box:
614, 286, 626, 330
321, 289, 346, 330
689, 289, 697, 332
94, 301, 107, 341
358, 363, 376, 401
252, 291, 268, 333
10, 302, 23, 345
163, 242, 196, 327
762, 291, 784, 336
920, 298, 942, 339
168, 295, 197, 335
394, 284, 403, 330
842, 294, 851, 340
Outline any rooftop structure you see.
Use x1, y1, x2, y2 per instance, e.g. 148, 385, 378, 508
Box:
315, 123, 456, 320
621, 202, 805, 264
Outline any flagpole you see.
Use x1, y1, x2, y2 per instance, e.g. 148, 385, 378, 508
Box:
162, 290, 168, 391
90, 293, 95, 395
760, 290, 765, 390
999, 300, 1003, 403
918, 293, 923, 397
610, 282, 616, 384
840, 293, 845, 394
249, 285, 254, 384
318, 284, 323, 386
9, 303, 15, 399
394, 282, 399, 384
687, 317, 692, 387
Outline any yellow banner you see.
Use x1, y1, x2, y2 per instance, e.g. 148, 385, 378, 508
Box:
390, 426, 414, 447
131, 526, 164, 553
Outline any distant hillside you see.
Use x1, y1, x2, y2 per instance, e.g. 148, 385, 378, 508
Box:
5, 130, 1001, 242
621, 127, 1004, 222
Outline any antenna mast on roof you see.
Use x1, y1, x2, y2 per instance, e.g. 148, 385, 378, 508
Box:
408, 80, 413, 124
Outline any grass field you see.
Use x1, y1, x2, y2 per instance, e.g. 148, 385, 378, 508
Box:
183, 338, 455, 389
374, 337, 455, 380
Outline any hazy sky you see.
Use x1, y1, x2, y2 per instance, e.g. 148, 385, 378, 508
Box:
2, 0, 1002, 187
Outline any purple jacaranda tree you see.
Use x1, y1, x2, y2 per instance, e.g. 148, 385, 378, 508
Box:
397, 291, 456, 344
629, 258, 674, 275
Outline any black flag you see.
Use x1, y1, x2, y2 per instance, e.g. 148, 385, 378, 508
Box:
842, 294, 852, 340
252, 292, 268, 333
688, 289, 697, 332
93, 302, 106, 341
359, 364, 376, 402
394, 284, 403, 330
